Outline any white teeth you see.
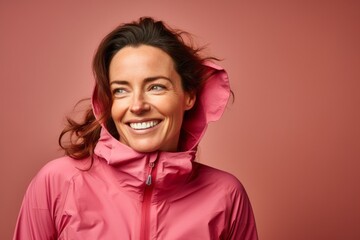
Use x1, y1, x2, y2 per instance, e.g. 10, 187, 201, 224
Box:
129, 120, 159, 130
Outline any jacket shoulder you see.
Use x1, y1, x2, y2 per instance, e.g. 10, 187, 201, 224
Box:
192, 163, 258, 239
193, 162, 246, 192
36, 156, 91, 180
32, 156, 89, 186
24, 156, 92, 208
13, 156, 93, 239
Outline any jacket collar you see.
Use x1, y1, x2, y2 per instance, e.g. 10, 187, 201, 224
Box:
94, 127, 196, 201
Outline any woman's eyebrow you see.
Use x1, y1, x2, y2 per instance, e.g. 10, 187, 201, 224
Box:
110, 76, 173, 85
144, 76, 172, 83
110, 80, 129, 86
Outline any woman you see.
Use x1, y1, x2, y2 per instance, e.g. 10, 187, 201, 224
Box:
14, 17, 258, 239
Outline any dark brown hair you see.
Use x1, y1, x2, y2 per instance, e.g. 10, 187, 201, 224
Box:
59, 17, 210, 159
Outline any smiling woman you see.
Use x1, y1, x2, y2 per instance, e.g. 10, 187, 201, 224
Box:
109, 45, 195, 153
13, 17, 258, 240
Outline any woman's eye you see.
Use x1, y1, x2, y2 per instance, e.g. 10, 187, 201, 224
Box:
113, 88, 127, 96
150, 85, 166, 91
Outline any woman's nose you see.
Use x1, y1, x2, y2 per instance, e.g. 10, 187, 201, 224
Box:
129, 93, 150, 114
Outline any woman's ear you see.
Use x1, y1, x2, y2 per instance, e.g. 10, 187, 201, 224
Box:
184, 91, 196, 110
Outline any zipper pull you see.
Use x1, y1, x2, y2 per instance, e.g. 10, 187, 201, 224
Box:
146, 162, 155, 186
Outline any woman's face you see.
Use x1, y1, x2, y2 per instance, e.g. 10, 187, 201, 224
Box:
109, 45, 195, 152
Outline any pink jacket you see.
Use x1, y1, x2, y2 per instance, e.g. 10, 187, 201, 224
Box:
13, 62, 258, 240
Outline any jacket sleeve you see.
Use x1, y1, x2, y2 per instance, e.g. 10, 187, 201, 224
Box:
227, 183, 258, 240
13, 165, 60, 240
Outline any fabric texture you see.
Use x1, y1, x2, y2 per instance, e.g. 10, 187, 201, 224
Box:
13, 61, 258, 240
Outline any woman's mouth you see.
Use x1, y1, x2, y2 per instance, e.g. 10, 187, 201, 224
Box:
129, 120, 160, 130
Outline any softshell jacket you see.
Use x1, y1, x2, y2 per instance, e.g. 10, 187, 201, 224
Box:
13, 62, 258, 240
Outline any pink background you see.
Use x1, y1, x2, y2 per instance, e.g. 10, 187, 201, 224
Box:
1, 1, 359, 239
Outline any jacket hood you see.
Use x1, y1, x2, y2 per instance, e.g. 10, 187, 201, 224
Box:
179, 61, 230, 151
92, 60, 230, 153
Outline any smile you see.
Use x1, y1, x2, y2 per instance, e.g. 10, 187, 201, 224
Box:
129, 120, 160, 130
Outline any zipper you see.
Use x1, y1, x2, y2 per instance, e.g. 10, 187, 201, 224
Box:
140, 157, 158, 240
146, 161, 155, 186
